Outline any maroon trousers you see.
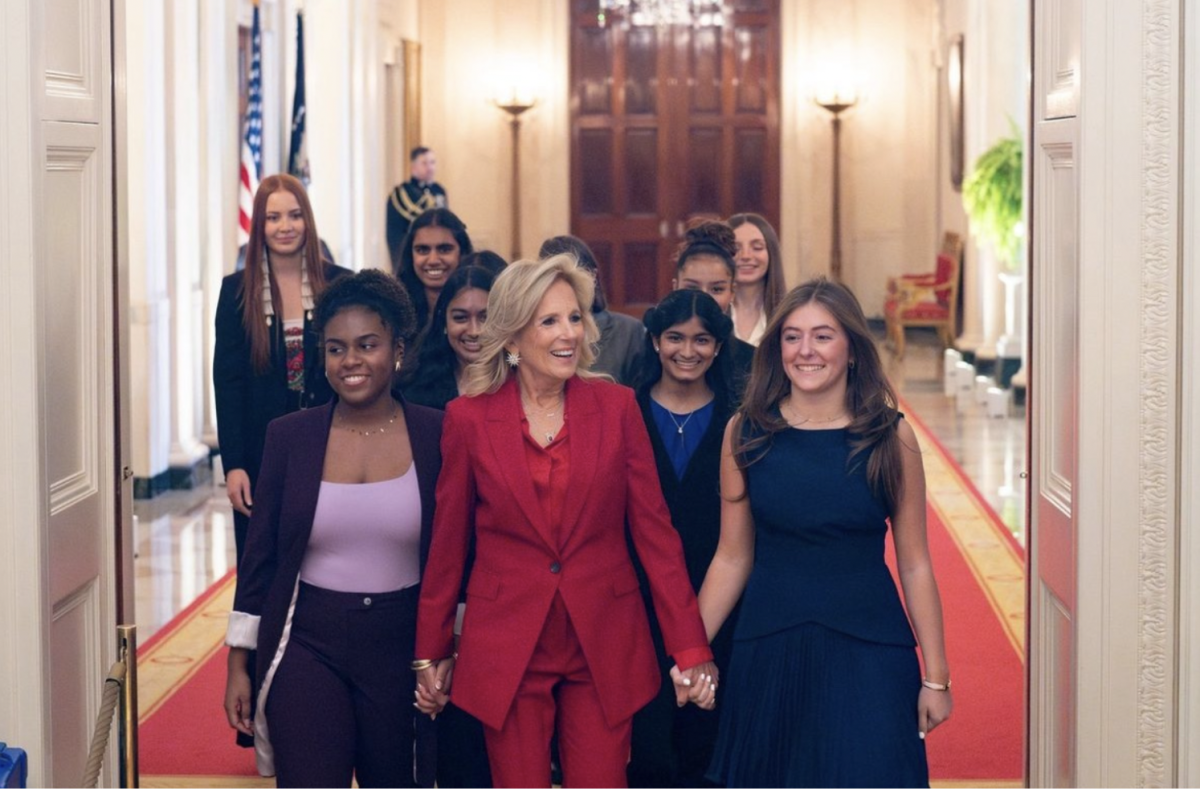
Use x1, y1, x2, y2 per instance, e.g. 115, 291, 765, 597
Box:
266, 582, 421, 788
482, 594, 633, 788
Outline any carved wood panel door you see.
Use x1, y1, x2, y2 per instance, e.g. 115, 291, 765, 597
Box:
569, 0, 780, 315
1029, 0, 1081, 784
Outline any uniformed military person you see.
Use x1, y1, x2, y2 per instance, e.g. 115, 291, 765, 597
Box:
386, 146, 448, 269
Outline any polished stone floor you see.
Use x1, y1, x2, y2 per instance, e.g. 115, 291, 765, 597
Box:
133, 329, 1027, 641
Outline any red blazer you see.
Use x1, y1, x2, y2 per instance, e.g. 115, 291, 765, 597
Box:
415, 376, 712, 731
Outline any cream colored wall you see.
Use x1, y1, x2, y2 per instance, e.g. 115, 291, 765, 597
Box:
780, 0, 940, 317
418, 0, 569, 260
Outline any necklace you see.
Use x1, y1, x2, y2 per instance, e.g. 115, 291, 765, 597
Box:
522, 394, 564, 445
337, 407, 398, 437
782, 401, 847, 428
664, 406, 698, 435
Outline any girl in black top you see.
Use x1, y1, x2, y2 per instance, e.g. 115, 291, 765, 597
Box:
393, 207, 473, 333
401, 265, 497, 410
628, 289, 739, 788
213, 173, 350, 563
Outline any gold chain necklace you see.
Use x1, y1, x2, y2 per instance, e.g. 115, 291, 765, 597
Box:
336, 407, 398, 437
522, 396, 564, 444
782, 401, 847, 428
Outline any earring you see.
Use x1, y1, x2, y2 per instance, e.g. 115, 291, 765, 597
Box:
653, 345, 660, 353
394, 359, 402, 373
506, 351, 521, 368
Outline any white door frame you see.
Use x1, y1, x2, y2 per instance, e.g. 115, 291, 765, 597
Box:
1030, 0, 1184, 784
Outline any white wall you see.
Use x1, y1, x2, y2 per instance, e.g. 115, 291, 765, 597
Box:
943, 0, 1029, 354
417, 0, 570, 260
128, 0, 409, 484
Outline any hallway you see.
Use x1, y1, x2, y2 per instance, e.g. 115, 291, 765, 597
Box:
132, 327, 1026, 787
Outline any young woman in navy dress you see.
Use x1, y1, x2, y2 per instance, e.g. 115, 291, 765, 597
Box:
695, 277, 952, 787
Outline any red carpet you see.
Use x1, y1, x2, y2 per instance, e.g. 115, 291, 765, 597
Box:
138, 430, 1023, 783
892, 503, 1024, 780
139, 643, 259, 778
137, 569, 260, 780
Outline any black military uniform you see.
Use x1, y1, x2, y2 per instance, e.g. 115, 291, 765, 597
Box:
386, 178, 448, 269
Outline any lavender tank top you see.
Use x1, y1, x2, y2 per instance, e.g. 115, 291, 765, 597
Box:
299, 465, 422, 593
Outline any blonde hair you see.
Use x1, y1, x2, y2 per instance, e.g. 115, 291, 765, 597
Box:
462, 254, 601, 396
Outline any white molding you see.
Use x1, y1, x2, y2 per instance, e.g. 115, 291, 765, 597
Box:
1135, 0, 1178, 784
1073, 0, 1180, 783
1177, 0, 1200, 779
0, 0, 52, 781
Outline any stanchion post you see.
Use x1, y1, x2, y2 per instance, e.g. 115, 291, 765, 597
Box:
117, 625, 139, 788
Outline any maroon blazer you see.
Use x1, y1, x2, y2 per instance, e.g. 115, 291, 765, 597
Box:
234, 397, 444, 685
415, 376, 712, 731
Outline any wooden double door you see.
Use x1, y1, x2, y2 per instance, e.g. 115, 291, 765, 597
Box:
569, 0, 781, 314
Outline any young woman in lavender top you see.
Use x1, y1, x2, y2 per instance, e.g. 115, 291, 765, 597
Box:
223, 270, 441, 787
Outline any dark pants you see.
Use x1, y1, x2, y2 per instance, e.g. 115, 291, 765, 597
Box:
483, 594, 632, 788
266, 582, 421, 788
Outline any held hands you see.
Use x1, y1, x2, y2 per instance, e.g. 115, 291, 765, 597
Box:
917, 686, 953, 739
225, 468, 253, 517
669, 661, 719, 710
414, 656, 456, 719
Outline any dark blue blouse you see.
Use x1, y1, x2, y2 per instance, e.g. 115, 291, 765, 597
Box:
649, 398, 716, 480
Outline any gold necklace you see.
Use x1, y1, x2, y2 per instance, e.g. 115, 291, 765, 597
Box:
782, 401, 847, 427
522, 395, 564, 444
337, 407, 398, 437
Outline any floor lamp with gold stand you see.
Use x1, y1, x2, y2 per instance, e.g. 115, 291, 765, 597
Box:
495, 93, 536, 260
815, 95, 857, 282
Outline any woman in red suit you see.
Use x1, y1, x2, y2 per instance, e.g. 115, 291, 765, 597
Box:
414, 255, 717, 788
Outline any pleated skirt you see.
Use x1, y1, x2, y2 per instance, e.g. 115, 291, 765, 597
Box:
707, 622, 929, 788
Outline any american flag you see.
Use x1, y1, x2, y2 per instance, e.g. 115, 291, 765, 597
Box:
237, 5, 263, 246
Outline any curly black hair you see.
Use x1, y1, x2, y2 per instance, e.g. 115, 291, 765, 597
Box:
312, 268, 418, 346
673, 220, 737, 276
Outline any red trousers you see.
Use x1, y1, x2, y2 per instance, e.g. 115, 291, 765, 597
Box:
483, 594, 633, 788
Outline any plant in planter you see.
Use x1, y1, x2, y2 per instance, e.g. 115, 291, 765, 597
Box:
962, 126, 1023, 270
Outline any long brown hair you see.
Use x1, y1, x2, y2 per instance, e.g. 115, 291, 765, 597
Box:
241, 174, 332, 373
728, 212, 786, 318
733, 277, 905, 512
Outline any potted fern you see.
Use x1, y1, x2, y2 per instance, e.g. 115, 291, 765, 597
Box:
962, 126, 1025, 364
962, 128, 1023, 271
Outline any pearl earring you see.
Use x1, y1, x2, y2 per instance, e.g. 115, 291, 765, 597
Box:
394, 360, 402, 373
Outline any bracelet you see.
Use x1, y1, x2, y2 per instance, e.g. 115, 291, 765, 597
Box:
922, 677, 952, 691
411, 659, 435, 672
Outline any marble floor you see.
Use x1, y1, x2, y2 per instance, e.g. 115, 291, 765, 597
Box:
133, 329, 1027, 642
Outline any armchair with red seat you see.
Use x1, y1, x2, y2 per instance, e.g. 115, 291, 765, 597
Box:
883, 231, 963, 359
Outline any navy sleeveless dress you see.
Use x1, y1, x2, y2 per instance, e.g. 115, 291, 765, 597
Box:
706, 422, 929, 788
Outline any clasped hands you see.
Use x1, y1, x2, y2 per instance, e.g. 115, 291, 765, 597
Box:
414, 657, 455, 719
413, 657, 719, 717
669, 661, 719, 711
